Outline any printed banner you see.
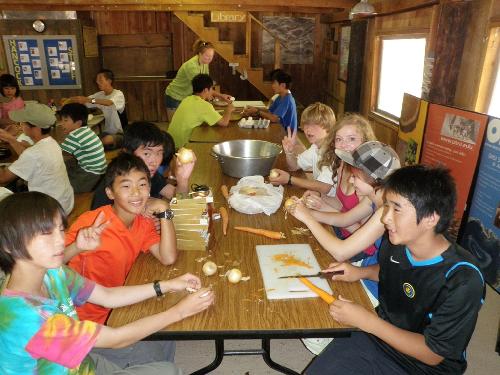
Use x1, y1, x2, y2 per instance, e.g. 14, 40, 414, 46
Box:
420, 103, 488, 240
459, 117, 500, 292
396, 93, 428, 166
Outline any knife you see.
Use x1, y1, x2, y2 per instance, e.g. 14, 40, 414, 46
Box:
278, 270, 344, 279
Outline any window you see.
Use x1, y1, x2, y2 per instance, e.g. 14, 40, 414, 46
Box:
376, 37, 427, 119
488, 65, 500, 118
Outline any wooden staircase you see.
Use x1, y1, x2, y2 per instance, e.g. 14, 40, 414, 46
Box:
174, 11, 274, 98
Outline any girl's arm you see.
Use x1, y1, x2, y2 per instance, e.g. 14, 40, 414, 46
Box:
310, 197, 373, 227
291, 205, 386, 261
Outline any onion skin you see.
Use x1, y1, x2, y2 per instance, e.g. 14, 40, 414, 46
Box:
202, 261, 218, 276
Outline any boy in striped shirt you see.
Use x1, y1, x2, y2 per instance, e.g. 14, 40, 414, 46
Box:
60, 103, 107, 192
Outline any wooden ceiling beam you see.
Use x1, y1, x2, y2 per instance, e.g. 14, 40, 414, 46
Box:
0, 0, 357, 12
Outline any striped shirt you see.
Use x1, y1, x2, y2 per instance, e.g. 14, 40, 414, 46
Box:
61, 127, 107, 175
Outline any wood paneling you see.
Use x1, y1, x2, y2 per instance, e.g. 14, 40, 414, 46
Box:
90, 11, 171, 34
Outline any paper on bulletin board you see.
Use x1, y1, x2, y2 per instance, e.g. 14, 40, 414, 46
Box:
420, 103, 488, 240
459, 117, 500, 293
396, 93, 428, 166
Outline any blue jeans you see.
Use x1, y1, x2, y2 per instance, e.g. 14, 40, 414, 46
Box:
164, 94, 181, 110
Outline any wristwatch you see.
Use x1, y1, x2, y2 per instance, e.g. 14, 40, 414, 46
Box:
154, 209, 174, 220
91, 98, 96, 104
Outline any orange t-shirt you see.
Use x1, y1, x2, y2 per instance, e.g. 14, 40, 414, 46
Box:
66, 205, 160, 324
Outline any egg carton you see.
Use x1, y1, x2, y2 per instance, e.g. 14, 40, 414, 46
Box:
238, 117, 271, 129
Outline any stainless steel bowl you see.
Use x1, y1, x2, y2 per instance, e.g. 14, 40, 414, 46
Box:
211, 140, 282, 178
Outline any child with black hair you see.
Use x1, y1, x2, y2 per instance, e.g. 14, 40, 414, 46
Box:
0, 73, 24, 128
91, 121, 195, 209
304, 165, 485, 375
167, 73, 234, 149
65, 153, 179, 367
243, 70, 297, 131
0, 191, 213, 374
60, 103, 107, 193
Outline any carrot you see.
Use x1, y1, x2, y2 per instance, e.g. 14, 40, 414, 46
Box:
221, 185, 230, 201
234, 226, 285, 239
219, 206, 229, 235
299, 277, 335, 304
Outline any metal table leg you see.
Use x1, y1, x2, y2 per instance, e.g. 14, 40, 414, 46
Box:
190, 339, 224, 375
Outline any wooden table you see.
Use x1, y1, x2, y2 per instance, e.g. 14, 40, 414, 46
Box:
190, 121, 286, 144
108, 140, 373, 375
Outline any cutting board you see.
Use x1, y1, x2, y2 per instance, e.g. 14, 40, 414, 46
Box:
256, 244, 333, 300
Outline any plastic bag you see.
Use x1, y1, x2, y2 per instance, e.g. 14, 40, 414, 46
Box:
228, 176, 284, 215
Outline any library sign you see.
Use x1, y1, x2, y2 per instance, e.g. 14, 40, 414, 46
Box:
210, 11, 247, 23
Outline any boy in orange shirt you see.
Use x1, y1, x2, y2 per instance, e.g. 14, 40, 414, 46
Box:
64, 152, 178, 366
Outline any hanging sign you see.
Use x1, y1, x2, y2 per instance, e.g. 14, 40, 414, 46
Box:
211, 11, 247, 23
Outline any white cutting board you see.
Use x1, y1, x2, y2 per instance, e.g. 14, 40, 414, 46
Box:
232, 100, 267, 108
256, 244, 333, 300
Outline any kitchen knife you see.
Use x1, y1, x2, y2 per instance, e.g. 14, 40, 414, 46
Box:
278, 270, 344, 279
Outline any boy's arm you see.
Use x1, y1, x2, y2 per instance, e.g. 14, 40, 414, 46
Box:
0, 166, 17, 184
331, 301, 444, 366
291, 205, 385, 261
310, 197, 373, 227
145, 199, 178, 265
216, 103, 235, 127
0, 128, 28, 155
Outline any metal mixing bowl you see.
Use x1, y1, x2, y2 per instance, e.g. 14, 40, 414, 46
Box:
211, 140, 282, 178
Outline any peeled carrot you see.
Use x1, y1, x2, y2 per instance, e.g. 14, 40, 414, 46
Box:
219, 206, 229, 236
221, 185, 230, 201
234, 226, 285, 239
299, 277, 335, 304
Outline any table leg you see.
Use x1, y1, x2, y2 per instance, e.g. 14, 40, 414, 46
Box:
190, 339, 224, 375
261, 338, 299, 375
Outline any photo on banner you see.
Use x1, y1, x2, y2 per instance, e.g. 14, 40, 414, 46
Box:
459, 117, 500, 293
420, 104, 488, 240
396, 93, 428, 166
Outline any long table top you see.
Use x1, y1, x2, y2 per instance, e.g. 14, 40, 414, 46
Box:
189, 121, 286, 144
107, 140, 373, 339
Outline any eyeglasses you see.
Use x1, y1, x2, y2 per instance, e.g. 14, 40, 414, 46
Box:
335, 136, 363, 145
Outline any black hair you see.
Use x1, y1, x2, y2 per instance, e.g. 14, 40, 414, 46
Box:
59, 103, 88, 127
97, 69, 114, 84
123, 122, 175, 165
0, 73, 20, 97
271, 70, 292, 88
104, 152, 151, 190
192, 74, 213, 94
25, 123, 52, 134
269, 69, 284, 81
382, 165, 456, 234
0, 192, 67, 274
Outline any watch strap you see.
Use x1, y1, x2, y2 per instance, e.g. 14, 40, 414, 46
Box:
153, 280, 163, 297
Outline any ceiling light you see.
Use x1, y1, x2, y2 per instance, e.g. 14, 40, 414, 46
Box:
349, 0, 376, 20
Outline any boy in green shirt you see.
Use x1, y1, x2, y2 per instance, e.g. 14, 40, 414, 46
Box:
167, 74, 234, 149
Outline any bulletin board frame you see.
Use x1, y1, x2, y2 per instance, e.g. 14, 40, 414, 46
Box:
2, 35, 81, 90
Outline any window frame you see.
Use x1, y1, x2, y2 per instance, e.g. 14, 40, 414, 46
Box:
371, 32, 428, 123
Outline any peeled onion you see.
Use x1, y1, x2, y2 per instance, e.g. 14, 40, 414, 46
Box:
227, 268, 242, 284
284, 198, 296, 211
269, 169, 279, 179
202, 261, 218, 276
177, 148, 194, 164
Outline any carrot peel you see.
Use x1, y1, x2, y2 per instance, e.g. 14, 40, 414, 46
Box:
299, 277, 335, 304
221, 185, 230, 201
219, 206, 229, 236
234, 226, 285, 239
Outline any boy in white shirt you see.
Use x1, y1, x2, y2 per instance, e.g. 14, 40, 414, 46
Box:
70, 69, 126, 149
0, 103, 74, 214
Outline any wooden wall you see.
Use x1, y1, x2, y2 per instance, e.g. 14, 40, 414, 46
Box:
0, 19, 99, 105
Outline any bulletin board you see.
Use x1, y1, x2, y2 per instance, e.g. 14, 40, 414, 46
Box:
2, 35, 81, 90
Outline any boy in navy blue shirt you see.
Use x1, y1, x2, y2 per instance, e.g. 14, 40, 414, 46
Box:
305, 165, 485, 375
243, 70, 297, 131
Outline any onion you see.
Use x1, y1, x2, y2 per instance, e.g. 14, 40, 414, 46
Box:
304, 196, 316, 209
202, 261, 218, 276
269, 169, 279, 179
284, 198, 296, 211
227, 268, 242, 284
177, 148, 194, 164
